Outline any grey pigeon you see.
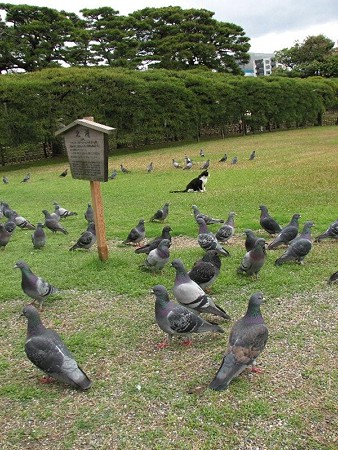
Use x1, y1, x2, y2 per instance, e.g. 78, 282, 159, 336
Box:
59, 168, 68, 177
3, 175, 9, 184
328, 271, 338, 285
152, 285, 224, 348
5, 216, 16, 233
142, 239, 170, 272
231, 156, 238, 164
150, 202, 169, 222
219, 153, 227, 162
84, 203, 94, 223
199, 149, 205, 157
0, 223, 12, 249
147, 162, 154, 173
15, 260, 58, 310
108, 169, 118, 180
171, 258, 230, 319
237, 238, 266, 277
196, 217, 230, 257
201, 159, 210, 170
192, 204, 224, 225
275, 221, 314, 266
32, 223, 46, 249
51, 205, 61, 222
315, 218, 338, 242
215, 212, 236, 243
42, 210, 68, 234
123, 219, 145, 245
11, 211, 36, 230
259, 205, 282, 235
1, 202, 13, 218
22, 305, 92, 390
135, 226, 172, 254
172, 159, 181, 169
53, 202, 77, 218
188, 250, 221, 291
120, 164, 130, 174
21, 173, 30, 183
183, 156, 193, 170
268, 213, 301, 250
244, 229, 259, 252
209, 292, 268, 391
69, 222, 96, 251
249, 150, 256, 160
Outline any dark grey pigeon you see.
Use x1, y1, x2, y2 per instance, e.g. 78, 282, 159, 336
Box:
237, 238, 266, 277
268, 213, 301, 250
5, 216, 17, 233
150, 202, 169, 222
201, 159, 210, 170
328, 271, 338, 285
249, 150, 256, 160
53, 202, 77, 218
231, 156, 238, 164
188, 250, 221, 291
196, 217, 230, 257
59, 168, 68, 177
209, 292, 268, 391
216, 212, 236, 243
21, 173, 30, 183
42, 210, 68, 234
147, 162, 154, 173
22, 305, 92, 390
275, 221, 314, 266
244, 229, 259, 252
142, 239, 170, 272
108, 169, 118, 180
15, 260, 58, 310
32, 223, 46, 249
3, 175, 9, 184
219, 153, 227, 162
123, 219, 145, 245
2, 202, 13, 219
69, 222, 96, 251
172, 159, 181, 169
120, 164, 130, 174
135, 226, 172, 254
192, 204, 224, 225
152, 285, 224, 348
0, 223, 12, 249
171, 258, 230, 320
259, 205, 282, 235
315, 218, 338, 242
84, 203, 94, 223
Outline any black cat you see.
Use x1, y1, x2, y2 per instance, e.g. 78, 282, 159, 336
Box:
170, 170, 209, 193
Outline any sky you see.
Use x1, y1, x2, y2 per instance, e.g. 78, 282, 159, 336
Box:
2, 0, 338, 53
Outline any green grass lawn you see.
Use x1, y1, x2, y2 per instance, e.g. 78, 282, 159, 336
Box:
0, 126, 337, 449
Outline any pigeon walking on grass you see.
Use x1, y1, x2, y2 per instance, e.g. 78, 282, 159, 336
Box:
59, 168, 68, 177
209, 292, 268, 391
259, 205, 282, 235
0, 223, 12, 249
188, 250, 221, 291
147, 162, 154, 173
10, 211, 36, 230
123, 219, 145, 245
108, 169, 118, 180
201, 159, 210, 170
135, 226, 172, 254
268, 213, 301, 250
237, 238, 266, 277
84, 203, 94, 223
150, 203, 169, 222
32, 223, 46, 249
196, 217, 230, 257
142, 239, 171, 272
120, 164, 130, 174
231, 156, 238, 165
244, 229, 260, 252
275, 221, 314, 266
69, 222, 96, 251
171, 259, 230, 320
53, 202, 77, 218
314, 218, 338, 242
219, 153, 227, 163
42, 210, 68, 234
199, 149, 205, 157
22, 305, 92, 390
192, 205, 224, 225
15, 260, 58, 310
249, 150, 256, 160
21, 173, 30, 183
216, 212, 236, 243
3, 176, 9, 184
152, 285, 224, 348
183, 156, 193, 170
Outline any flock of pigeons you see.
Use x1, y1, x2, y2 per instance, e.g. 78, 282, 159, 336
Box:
1, 156, 337, 392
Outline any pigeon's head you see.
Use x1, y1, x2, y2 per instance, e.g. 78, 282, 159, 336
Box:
304, 221, 315, 229
229, 212, 236, 217
139, 219, 145, 225
159, 239, 171, 248
196, 217, 206, 225
42, 209, 48, 216
249, 292, 265, 306
163, 226, 172, 233
244, 229, 254, 236
259, 205, 267, 212
171, 258, 185, 271
151, 284, 168, 298
14, 260, 29, 270
293, 213, 301, 220
21, 304, 40, 319
255, 238, 266, 249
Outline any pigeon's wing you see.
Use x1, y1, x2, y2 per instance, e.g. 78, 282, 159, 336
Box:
189, 261, 215, 285
167, 307, 200, 334
198, 233, 216, 250
238, 252, 253, 273
230, 323, 269, 365
25, 334, 67, 374
151, 209, 163, 220
36, 277, 57, 297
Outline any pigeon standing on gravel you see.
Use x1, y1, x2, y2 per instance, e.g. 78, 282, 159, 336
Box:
314, 219, 338, 242
237, 238, 266, 277
135, 226, 172, 254
142, 239, 171, 272
42, 210, 68, 234
150, 203, 169, 222
171, 258, 230, 320
216, 212, 236, 243
22, 304, 92, 390
53, 202, 77, 218
209, 292, 268, 391
69, 222, 96, 251
244, 229, 260, 252
275, 221, 314, 266
259, 205, 282, 235
219, 153, 227, 162
192, 205, 224, 225
268, 213, 301, 250
123, 219, 145, 245
59, 168, 68, 177
196, 217, 230, 257
188, 250, 222, 291
15, 260, 58, 310
0, 223, 12, 249
152, 285, 224, 348
32, 223, 46, 249
84, 203, 95, 223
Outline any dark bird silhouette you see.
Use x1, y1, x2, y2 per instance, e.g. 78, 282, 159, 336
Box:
120, 164, 130, 174
150, 203, 169, 222
200, 159, 210, 170
188, 250, 221, 291
275, 221, 314, 266
0, 223, 12, 249
123, 219, 145, 245
59, 168, 68, 177
147, 162, 154, 173
328, 271, 338, 285
199, 149, 205, 157
259, 205, 282, 235
135, 226, 172, 254
231, 156, 238, 165
244, 229, 260, 252
108, 169, 118, 180
219, 153, 227, 162
268, 213, 301, 250
249, 150, 256, 160
84, 203, 94, 223
21, 173, 30, 183
69, 222, 96, 251
314, 218, 338, 242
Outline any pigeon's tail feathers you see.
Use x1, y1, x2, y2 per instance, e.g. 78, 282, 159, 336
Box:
53, 356, 92, 390
314, 232, 329, 242
209, 353, 246, 391
135, 246, 149, 254
267, 238, 282, 250
274, 254, 289, 266
199, 321, 224, 334
217, 246, 231, 257
69, 243, 78, 251
204, 303, 231, 320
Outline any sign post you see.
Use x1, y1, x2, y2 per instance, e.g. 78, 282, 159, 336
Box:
55, 117, 115, 261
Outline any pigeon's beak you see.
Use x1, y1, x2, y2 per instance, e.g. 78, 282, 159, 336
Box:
13, 263, 19, 269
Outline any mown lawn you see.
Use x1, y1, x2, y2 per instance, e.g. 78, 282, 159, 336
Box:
0, 126, 337, 449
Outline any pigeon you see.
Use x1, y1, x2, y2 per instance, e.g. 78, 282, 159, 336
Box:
172, 159, 181, 169
328, 271, 338, 285
152, 285, 224, 348
192, 205, 224, 225
275, 221, 314, 266
215, 212, 236, 243
171, 258, 230, 319
53, 202, 77, 218
120, 164, 130, 174
209, 292, 268, 391
219, 153, 227, 162
201, 159, 210, 170
314, 219, 338, 242
188, 250, 221, 291
147, 162, 154, 173
21, 173, 30, 183
199, 149, 205, 157
249, 150, 256, 160
3, 175, 9, 184
268, 213, 301, 250
10, 211, 36, 230
5, 216, 16, 233
183, 156, 193, 170
237, 238, 266, 277
22, 305, 92, 390
32, 223, 46, 249
69, 222, 96, 251
150, 202, 169, 222
108, 169, 118, 180
142, 239, 171, 272
0, 223, 12, 249
51, 205, 61, 222
2, 202, 14, 218
259, 205, 282, 235
135, 226, 172, 254
231, 156, 238, 164
196, 217, 230, 257
84, 203, 95, 223
42, 210, 68, 234
123, 219, 145, 245
244, 229, 260, 252
59, 168, 68, 177
15, 260, 58, 310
